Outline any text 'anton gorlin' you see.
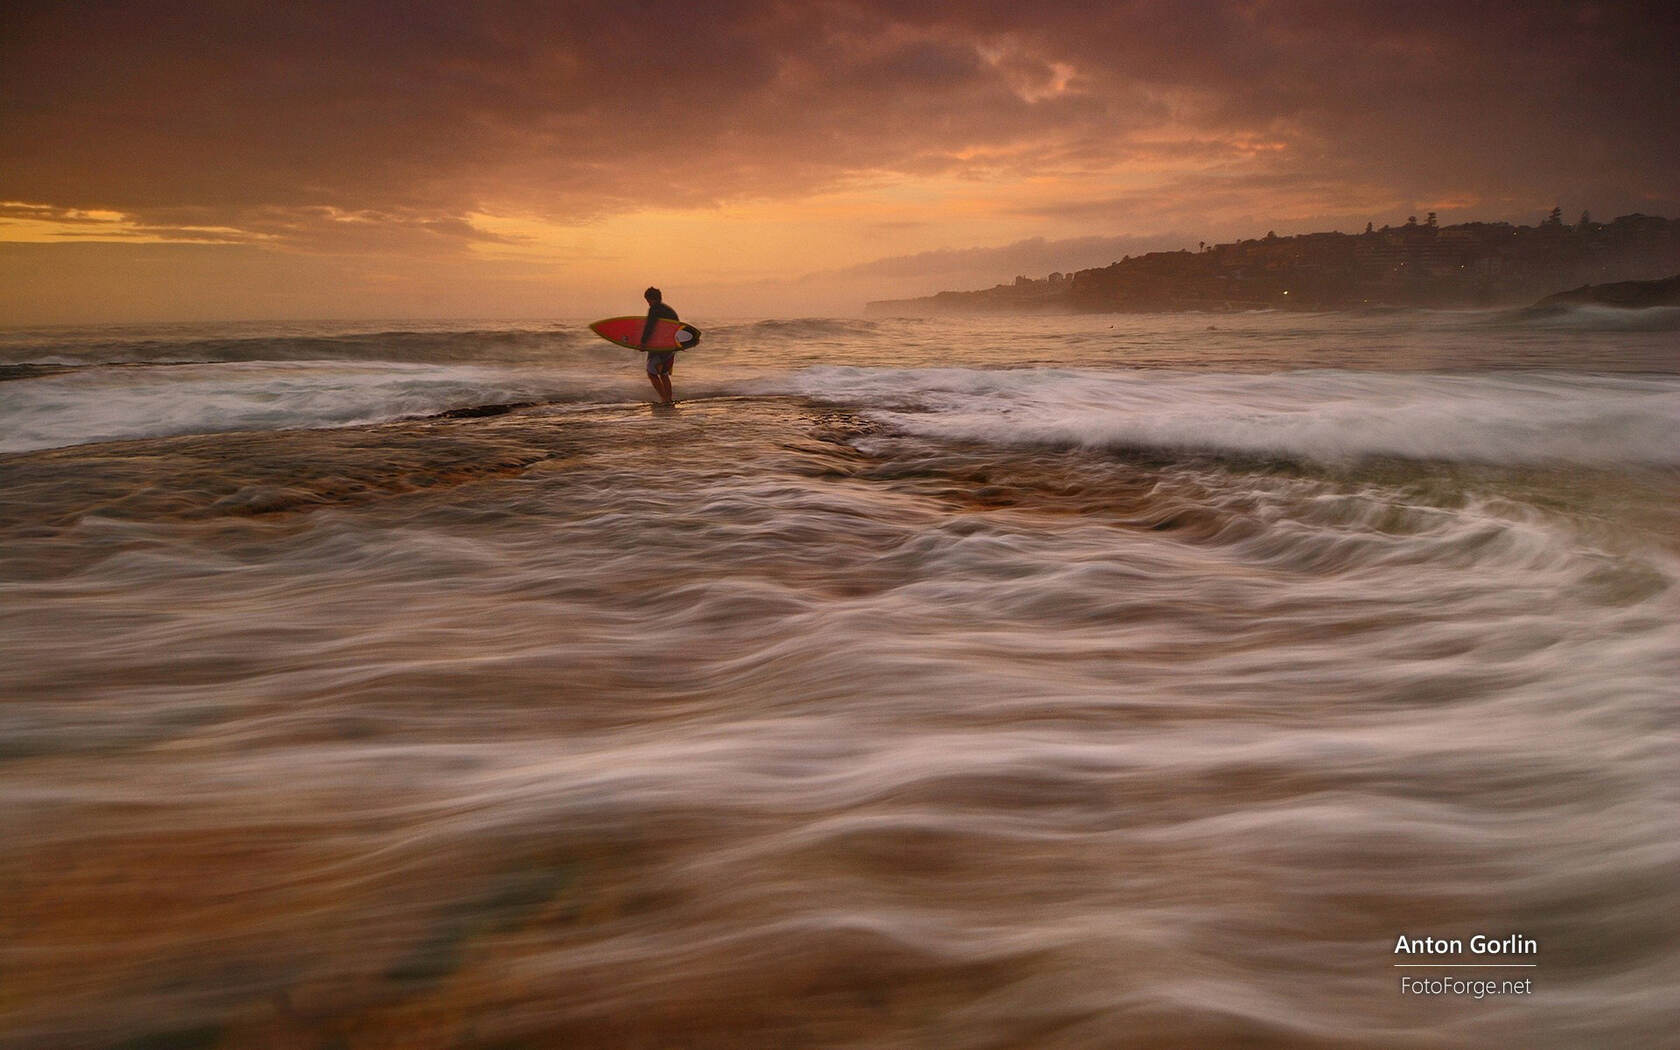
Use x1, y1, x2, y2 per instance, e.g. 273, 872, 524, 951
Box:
1394, 934, 1539, 957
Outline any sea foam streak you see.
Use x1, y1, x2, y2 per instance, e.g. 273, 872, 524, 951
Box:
0, 361, 606, 453
769, 367, 1680, 468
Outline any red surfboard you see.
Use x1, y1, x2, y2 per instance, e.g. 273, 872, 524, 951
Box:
589, 316, 702, 351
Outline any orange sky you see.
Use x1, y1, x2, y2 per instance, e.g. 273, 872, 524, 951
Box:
3, 1, 1676, 322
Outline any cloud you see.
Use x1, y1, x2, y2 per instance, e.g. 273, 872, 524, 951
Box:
2, 0, 1676, 322
822, 234, 1198, 282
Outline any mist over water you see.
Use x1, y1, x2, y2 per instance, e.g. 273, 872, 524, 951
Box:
2, 310, 1677, 1049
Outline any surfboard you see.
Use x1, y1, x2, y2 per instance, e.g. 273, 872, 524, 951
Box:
589, 316, 702, 351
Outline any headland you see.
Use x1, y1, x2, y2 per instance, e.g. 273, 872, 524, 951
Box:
867, 212, 1680, 315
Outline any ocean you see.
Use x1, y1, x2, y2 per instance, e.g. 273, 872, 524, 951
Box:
2, 309, 1677, 1049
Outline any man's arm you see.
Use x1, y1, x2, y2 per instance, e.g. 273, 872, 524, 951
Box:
640, 304, 676, 347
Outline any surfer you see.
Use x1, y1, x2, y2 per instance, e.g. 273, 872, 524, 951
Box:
640, 287, 679, 405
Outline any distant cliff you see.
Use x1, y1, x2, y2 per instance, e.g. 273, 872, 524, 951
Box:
867, 213, 1680, 315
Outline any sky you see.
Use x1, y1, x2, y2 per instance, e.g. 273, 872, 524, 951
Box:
3, 1, 1678, 323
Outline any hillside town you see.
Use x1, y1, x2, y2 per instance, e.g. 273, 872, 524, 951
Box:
866, 211, 1680, 314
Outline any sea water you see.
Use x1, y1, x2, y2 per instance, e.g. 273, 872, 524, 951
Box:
1, 310, 1677, 1048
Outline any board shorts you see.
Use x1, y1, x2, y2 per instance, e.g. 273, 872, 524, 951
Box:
646, 351, 676, 376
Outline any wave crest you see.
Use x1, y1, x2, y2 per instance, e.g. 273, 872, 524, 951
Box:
769, 367, 1680, 469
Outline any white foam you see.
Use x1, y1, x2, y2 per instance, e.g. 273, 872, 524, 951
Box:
765, 367, 1680, 468
0, 360, 602, 453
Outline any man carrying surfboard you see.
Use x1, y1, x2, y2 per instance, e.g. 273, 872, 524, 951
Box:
585, 296, 701, 403
640, 287, 679, 405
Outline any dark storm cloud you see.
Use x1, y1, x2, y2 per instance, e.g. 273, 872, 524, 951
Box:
3, 0, 1676, 248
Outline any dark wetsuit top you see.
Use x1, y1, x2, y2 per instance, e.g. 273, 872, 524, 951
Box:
641, 302, 679, 346
642, 301, 679, 375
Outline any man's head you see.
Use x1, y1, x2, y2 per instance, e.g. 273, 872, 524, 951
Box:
644, 287, 662, 304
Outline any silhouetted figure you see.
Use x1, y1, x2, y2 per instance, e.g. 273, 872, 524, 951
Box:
640, 286, 678, 405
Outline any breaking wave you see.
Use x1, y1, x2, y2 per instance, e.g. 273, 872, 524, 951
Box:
0, 361, 611, 453
769, 366, 1680, 469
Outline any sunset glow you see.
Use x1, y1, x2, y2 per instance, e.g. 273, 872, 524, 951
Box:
3, 2, 1676, 321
